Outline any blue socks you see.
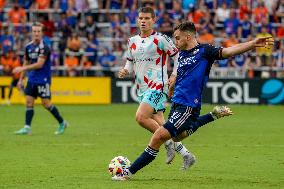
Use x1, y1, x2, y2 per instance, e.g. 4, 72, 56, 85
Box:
25, 107, 34, 126
186, 113, 214, 135
129, 146, 159, 174
48, 105, 64, 124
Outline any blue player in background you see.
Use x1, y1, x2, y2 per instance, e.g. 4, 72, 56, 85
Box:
112, 21, 274, 180
13, 22, 67, 135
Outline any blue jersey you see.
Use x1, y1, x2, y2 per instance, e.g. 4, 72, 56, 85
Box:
172, 44, 223, 108
25, 40, 51, 84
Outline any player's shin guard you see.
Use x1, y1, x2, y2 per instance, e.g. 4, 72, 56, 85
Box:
129, 146, 159, 175
25, 107, 34, 126
48, 105, 64, 124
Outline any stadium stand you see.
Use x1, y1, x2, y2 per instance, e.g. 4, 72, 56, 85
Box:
0, 0, 283, 78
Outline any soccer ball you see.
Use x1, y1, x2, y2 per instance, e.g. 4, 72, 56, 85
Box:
108, 156, 131, 177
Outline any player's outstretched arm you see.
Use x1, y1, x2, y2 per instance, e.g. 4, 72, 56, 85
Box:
222, 36, 274, 58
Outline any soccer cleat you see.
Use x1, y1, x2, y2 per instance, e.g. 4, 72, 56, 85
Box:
55, 121, 68, 135
111, 175, 129, 181
211, 106, 233, 119
15, 127, 31, 135
181, 153, 196, 170
111, 169, 131, 181
165, 139, 176, 164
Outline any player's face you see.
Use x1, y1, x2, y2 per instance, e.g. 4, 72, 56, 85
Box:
174, 30, 191, 50
32, 26, 43, 42
137, 12, 155, 32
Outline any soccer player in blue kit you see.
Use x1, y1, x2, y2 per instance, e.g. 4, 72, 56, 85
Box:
113, 21, 274, 180
13, 22, 67, 135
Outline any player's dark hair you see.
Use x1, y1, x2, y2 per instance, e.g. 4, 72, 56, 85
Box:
174, 21, 196, 35
138, 7, 156, 18
32, 22, 44, 31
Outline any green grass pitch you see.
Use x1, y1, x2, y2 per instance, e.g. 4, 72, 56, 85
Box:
0, 104, 283, 189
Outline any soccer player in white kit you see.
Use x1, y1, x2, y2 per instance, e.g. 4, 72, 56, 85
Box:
118, 6, 195, 169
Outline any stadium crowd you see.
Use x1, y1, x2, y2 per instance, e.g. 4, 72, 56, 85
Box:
0, 0, 284, 78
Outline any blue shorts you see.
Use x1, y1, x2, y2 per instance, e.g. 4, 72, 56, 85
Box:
137, 90, 167, 113
25, 82, 51, 99
163, 103, 200, 138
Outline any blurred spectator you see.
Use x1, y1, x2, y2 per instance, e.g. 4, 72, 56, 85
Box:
55, 0, 68, 11
0, 0, 5, 22
215, 58, 230, 68
84, 33, 99, 66
187, 6, 205, 27
275, 0, 284, 22
106, 0, 125, 9
238, 13, 252, 39
18, 0, 33, 9
8, 4, 27, 24
231, 52, 250, 70
110, 13, 125, 51
86, 0, 99, 9
66, 4, 78, 29
224, 9, 239, 36
40, 15, 55, 38
0, 26, 14, 53
222, 33, 238, 47
75, 0, 88, 12
203, 0, 217, 10
158, 12, 174, 37
0, 49, 23, 105
255, 25, 273, 67
34, 0, 51, 9
215, 2, 230, 25
197, 28, 215, 45
64, 53, 79, 77
98, 47, 117, 77
66, 32, 83, 56
85, 14, 98, 36
14, 26, 30, 52
164, 0, 173, 10
264, 0, 278, 22
252, 1, 269, 23
238, 0, 251, 21
169, 0, 184, 24
125, 3, 138, 34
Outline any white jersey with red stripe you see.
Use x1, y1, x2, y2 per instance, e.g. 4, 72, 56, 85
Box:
124, 31, 178, 97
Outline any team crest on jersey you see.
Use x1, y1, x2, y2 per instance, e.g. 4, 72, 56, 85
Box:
192, 49, 199, 55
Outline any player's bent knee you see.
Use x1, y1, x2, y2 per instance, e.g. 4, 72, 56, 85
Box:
135, 113, 146, 125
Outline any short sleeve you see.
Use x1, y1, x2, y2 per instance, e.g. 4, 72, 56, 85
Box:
161, 34, 178, 57
203, 44, 224, 63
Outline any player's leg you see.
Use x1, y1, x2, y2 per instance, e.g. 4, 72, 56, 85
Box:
38, 83, 67, 135
41, 98, 67, 135
152, 110, 193, 166
15, 95, 34, 135
15, 82, 36, 135
113, 126, 172, 181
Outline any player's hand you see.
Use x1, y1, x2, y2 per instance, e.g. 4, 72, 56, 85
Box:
17, 80, 23, 90
253, 37, 274, 49
13, 67, 25, 74
118, 68, 129, 78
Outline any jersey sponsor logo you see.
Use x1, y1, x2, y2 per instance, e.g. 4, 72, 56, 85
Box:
133, 57, 154, 63
178, 56, 197, 67
169, 111, 182, 123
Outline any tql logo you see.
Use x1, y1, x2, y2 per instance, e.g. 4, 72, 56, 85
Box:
261, 79, 284, 104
